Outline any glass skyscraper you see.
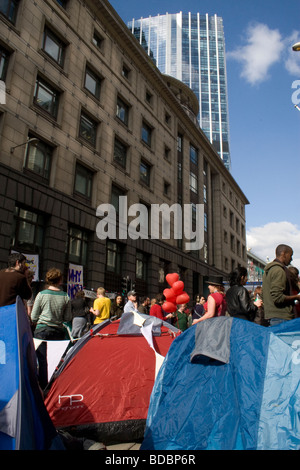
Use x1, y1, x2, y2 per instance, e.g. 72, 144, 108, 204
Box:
128, 12, 231, 171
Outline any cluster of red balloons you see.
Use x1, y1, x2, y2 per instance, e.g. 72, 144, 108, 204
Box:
162, 273, 190, 313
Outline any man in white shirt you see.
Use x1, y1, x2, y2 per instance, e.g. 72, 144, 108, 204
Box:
124, 290, 137, 313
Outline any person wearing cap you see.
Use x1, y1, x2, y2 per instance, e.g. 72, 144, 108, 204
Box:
124, 290, 138, 313
192, 275, 227, 325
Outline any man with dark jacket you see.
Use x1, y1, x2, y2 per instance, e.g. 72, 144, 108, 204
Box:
262, 244, 300, 326
0, 252, 32, 306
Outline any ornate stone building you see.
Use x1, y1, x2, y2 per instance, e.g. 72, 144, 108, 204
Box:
0, 0, 249, 300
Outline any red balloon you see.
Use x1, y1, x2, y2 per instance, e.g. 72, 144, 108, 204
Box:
162, 301, 177, 313
176, 292, 190, 305
163, 288, 177, 303
166, 273, 179, 286
172, 280, 184, 295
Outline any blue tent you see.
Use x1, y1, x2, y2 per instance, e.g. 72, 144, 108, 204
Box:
0, 297, 64, 450
141, 316, 300, 450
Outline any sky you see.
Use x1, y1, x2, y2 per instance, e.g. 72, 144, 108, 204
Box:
110, 0, 300, 267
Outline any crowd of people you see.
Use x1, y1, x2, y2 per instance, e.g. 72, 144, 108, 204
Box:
1, 244, 300, 388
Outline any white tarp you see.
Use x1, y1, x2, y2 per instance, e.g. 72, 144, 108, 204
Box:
33, 339, 70, 383
132, 311, 165, 378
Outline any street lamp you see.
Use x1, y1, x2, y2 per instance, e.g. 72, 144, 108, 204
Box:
292, 43, 300, 111
10, 137, 39, 154
292, 42, 300, 51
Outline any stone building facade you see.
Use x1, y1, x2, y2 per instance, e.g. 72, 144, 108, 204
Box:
0, 0, 249, 300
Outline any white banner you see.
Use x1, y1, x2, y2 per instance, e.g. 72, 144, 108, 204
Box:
67, 263, 83, 299
11, 251, 39, 281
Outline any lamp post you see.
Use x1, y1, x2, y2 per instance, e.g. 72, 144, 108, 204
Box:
10, 137, 39, 154
292, 42, 300, 51
292, 43, 300, 111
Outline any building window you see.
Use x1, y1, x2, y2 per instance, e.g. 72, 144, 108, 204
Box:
0, 0, 19, 24
116, 96, 129, 126
163, 181, 170, 196
42, 27, 66, 67
190, 144, 198, 165
111, 184, 126, 214
66, 226, 88, 265
191, 202, 197, 226
114, 137, 127, 168
177, 162, 182, 183
177, 134, 183, 153
122, 64, 130, 79
24, 137, 52, 181
92, 31, 103, 49
0, 46, 10, 81
11, 206, 44, 253
237, 240, 241, 257
203, 184, 207, 203
203, 242, 208, 264
231, 234, 235, 252
34, 76, 60, 118
189, 172, 198, 194
165, 112, 171, 125
136, 251, 148, 280
164, 145, 170, 161
84, 66, 101, 99
106, 241, 122, 274
56, 0, 68, 8
79, 112, 97, 146
140, 160, 151, 186
74, 163, 93, 199
204, 213, 208, 232
142, 121, 152, 147
145, 90, 153, 104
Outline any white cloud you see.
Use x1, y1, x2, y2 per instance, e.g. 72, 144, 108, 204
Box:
227, 23, 284, 85
227, 23, 300, 85
247, 221, 300, 268
284, 30, 300, 75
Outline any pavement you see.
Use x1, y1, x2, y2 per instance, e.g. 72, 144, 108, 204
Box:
106, 442, 141, 450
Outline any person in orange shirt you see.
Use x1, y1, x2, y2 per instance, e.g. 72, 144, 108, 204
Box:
90, 287, 111, 324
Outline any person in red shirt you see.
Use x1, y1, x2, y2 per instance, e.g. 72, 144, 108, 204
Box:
192, 276, 227, 325
150, 293, 173, 321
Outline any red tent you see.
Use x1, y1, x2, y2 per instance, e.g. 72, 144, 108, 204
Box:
44, 312, 179, 444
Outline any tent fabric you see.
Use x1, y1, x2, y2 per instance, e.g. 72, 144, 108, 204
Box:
33, 338, 70, 386
191, 316, 233, 364
118, 311, 164, 336
44, 312, 179, 444
141, 316, 300, 450
0, 297, 64, 450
